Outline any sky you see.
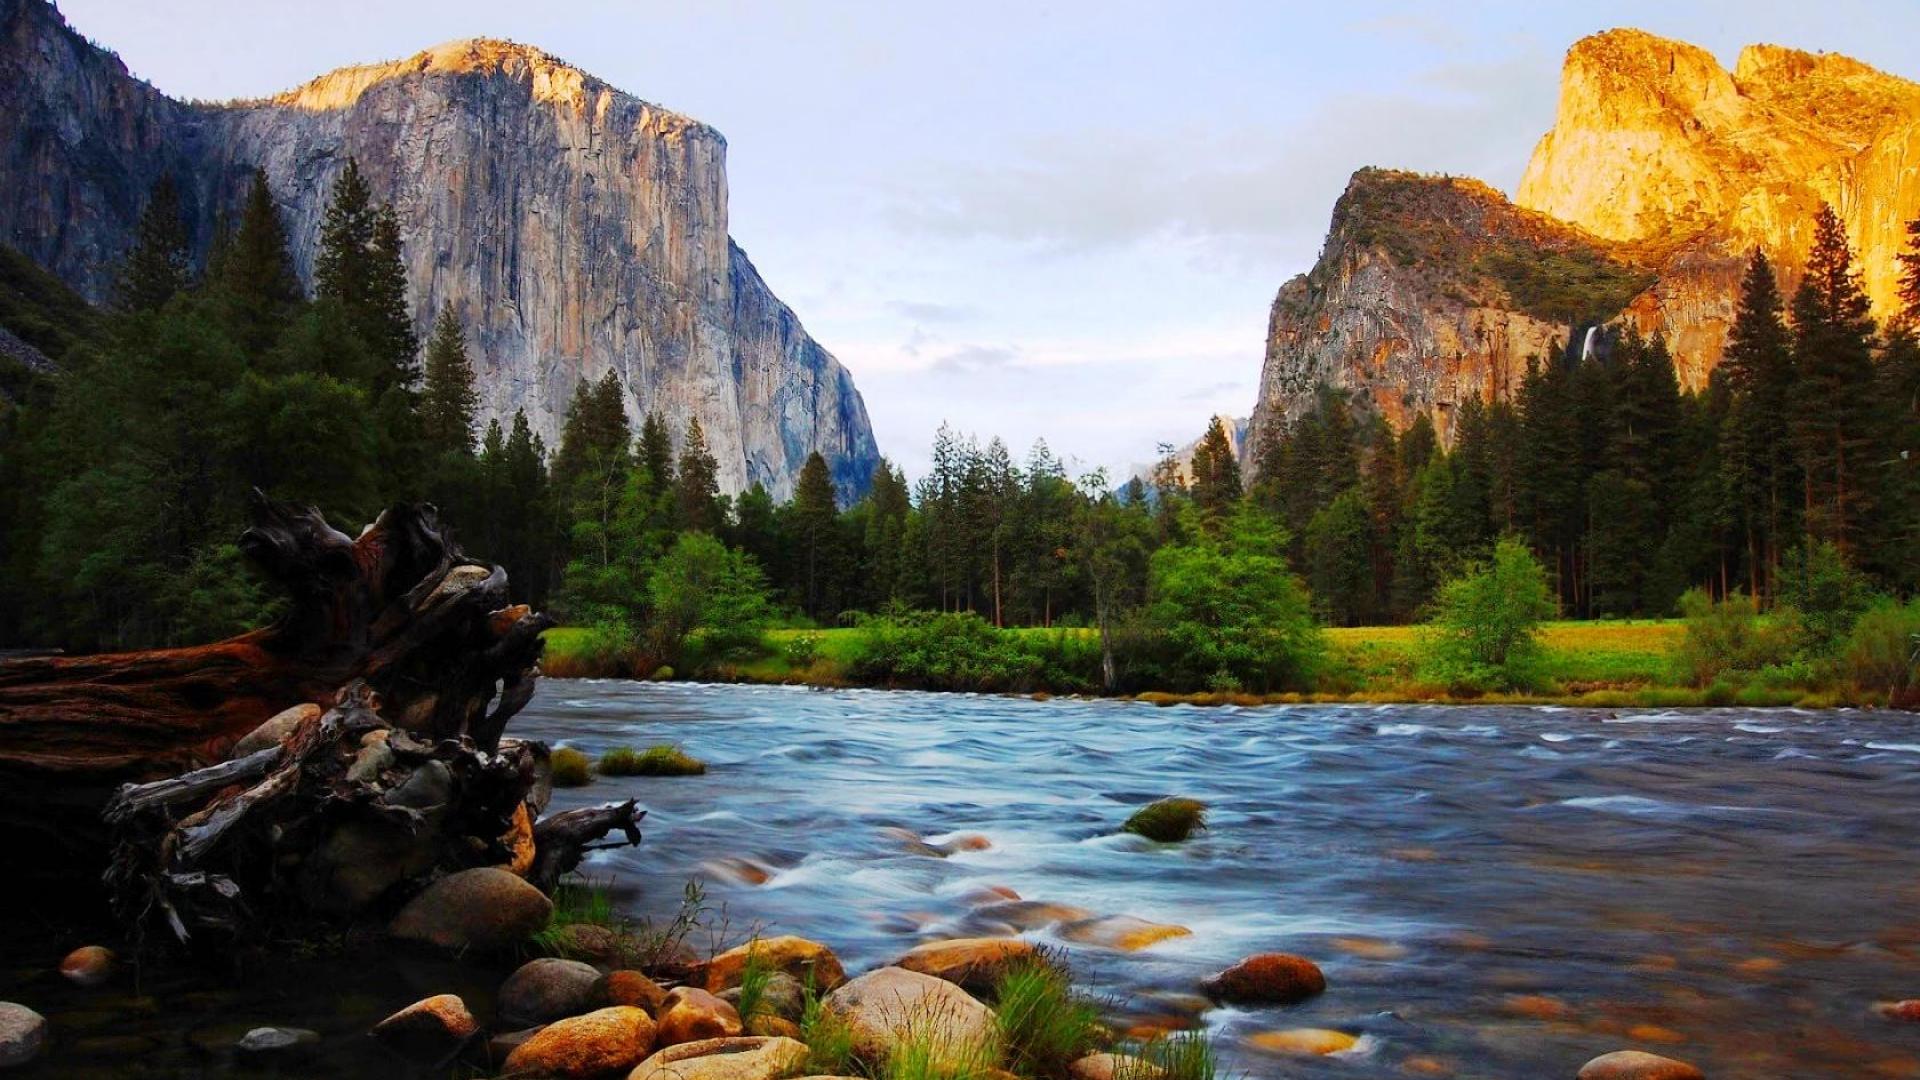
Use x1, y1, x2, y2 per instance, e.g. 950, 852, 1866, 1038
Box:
58, 0, 1920, 482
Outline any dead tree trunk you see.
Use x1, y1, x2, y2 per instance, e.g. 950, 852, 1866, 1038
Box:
0, 492, 640, 943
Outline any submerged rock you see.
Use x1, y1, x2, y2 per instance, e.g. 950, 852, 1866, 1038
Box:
0, 1003, 46, 1067
370, 993, 478, 1064
1122, 797, 1208, 842
895, 937, 1037, 993
388, 866, 552, 951
1060, 915, 1192, 952
499, 957, 603, 1027
502, 1006, 656, 1078
58, 945, 115, 987
1246, 1028, 1357, 1055
705, 935, 846, 993
823, 966, 996, 1070
657, 986, 742, 1046
629, 1035, 809, 1080
234, 1026, 320, 1057
1200, 953, 1327, 1005
1577, 1050, 1705, 1080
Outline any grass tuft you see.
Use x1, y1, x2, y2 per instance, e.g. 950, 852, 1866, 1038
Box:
799, 979, 857, 1076
550, 746, 593, 787
735, 940, 773, 1024
599, 744, 706, 777
1133, 1030, 1220, 1080
1123, 797, 1208, 843
993, 955, 1104, 1077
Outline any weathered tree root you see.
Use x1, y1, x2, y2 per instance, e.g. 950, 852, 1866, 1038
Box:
2, 493, 644, 945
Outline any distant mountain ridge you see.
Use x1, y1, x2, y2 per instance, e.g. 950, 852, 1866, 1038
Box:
1251, 28, 1920, 457
0, 0, 880, 499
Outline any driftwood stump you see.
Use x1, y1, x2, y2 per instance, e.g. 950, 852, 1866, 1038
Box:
0, 492, 641, 944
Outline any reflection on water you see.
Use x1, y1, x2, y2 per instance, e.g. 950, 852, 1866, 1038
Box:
5, 682, 1918, 1078
516, 683, 1920, 1079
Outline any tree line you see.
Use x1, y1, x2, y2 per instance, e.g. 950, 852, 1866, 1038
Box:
2, 182, 1915, 661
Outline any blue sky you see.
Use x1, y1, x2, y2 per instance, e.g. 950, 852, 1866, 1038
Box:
60, 0, 1920, 481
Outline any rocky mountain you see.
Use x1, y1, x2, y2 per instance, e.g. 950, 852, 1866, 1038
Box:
0, 0, 879, 500
1252, 28, 1920, 456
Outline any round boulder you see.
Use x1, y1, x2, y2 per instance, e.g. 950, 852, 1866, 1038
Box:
231, 703, 321, 758
598, 970, 670, 1015
370, 993, 478, 1063
388, 867, 552, 951
1200, 953, 1327, 1005
719, 971, 806, 1021
0, 1003, 46, 1068
629, 1035, 809, 1080
705, 935, 846, 993
1577, 1050, 1705, 1080
823, 966, 997, 1071
895, 937, 1037, 994
1247, 1028, 1357, 1056
500, 957, 604, 1027
502, 1006, 656, 1079
59, 945, 116, 987
657, 986, 742, 1046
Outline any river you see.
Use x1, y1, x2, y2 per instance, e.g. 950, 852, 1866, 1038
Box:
518, 681, 1920, 1079
8, 681, 1920, 1078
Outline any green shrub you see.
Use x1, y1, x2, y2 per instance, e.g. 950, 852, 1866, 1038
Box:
993, 957, 1103, 1077
1122, 797, 1208, 843
1672, 589, 1801, 686
783, 631, 822, 667
1141, 505, 1325, 693
851, 612, 1097, 693
1779, 541, 1872, 651
1839, 598, 1920, 698
1421, 536, 1555, 691
543, 621, 646, 678
550, 746, 593, 787
599, 744, 706, 777
648, 532, 772, 662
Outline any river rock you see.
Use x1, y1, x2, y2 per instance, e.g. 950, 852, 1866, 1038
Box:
1200, 953, 1327, 1005
746, 1014, 803, 1039
0, 1004, 46, 1068
895, 937, 1037, 993
705, 935, 846, 993
502, 1006, 656, 1078
657, 987, 742, 1045
388, 867, 552, 951
1878, 999, 1920, 1021
231, 703, 321, 758
500, 958, 604, 1027
1070, 1052, 1165, 1080
58, 945, 115, 987
1247, 1028, 1357, 1056
599, 970, 670, 1015
629, 1035, 810, 1080
235, 1026, 320, 1057
967, 900, 1093, 933
370, 993, 478, 1063
719, 971, 805, 1021
1577, 1050, 1705, 1080
1060, 915, 1192, 952
487, 1026, 542, 1063
823, 966, 996, 1070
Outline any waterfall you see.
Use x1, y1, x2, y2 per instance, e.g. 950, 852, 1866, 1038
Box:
1580, 325, 1599, 363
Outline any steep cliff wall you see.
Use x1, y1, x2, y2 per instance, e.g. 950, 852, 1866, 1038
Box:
1253, 29, 1920, 460
0, 0, 878, 500
1251, 169, 1645, 450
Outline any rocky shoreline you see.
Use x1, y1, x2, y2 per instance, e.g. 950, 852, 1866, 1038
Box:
0, 862, 1720, 1080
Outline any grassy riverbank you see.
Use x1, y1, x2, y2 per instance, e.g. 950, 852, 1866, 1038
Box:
541, 619, 1882, 708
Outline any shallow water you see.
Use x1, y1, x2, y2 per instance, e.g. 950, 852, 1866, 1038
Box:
516, 682, 1920, 1079
7, 682, 1920, 1078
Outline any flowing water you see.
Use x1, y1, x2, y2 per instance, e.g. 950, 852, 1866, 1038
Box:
7, 681, 1920, 1078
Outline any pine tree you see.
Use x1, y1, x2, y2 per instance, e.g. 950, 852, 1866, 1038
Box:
1189, 416, 1242, 517
1718, 249, 1797, 596
792, 451, 840, 620
1899, 218, 1920, 322
675, 418, 722, 532
637, 412, 676, 504
315, 158, 375, 310
216, 169, 302, 357
419, 303, 479, 455
1790, 205, 1879, 554
365, 206, 419, 392
118, 175, 190, 312
314, 159, 416, 392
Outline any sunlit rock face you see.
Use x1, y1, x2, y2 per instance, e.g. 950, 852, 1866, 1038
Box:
1250, 170, 1624, 452
1250, 30, 1920, 463
1517, 28, 1920, 379
0, 0, 878, 499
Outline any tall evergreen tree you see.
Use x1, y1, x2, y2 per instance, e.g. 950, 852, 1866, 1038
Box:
1790, 205, 1879, 554
419, 303, 479, 455
1190, 416, 1243, 517
118, 175, 190, 312
216, 169, 302, 357
675, 417, 722, 533
792, 451, 840, 621
1718, 249, 1797, 595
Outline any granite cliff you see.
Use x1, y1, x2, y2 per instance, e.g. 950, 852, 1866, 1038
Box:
1253, 28, 1920, 457
0, 0, 879, 499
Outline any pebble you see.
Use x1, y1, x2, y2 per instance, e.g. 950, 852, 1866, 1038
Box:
0, 1003, 46, 1068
